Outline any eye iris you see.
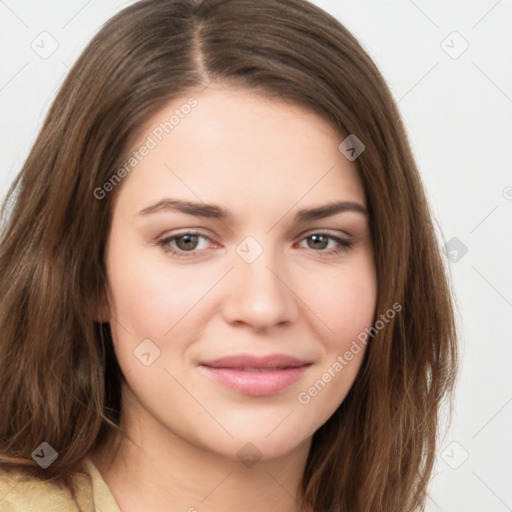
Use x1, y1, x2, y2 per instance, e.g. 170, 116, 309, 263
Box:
176, 234, 199, 251
308, 234, 328, 250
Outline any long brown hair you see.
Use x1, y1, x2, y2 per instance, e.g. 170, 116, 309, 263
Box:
0, 0, 457, 510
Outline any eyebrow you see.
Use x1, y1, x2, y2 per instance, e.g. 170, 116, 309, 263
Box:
138, 198, 367, 222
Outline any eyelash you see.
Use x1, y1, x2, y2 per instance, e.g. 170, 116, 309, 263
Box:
157, 230, 353, 258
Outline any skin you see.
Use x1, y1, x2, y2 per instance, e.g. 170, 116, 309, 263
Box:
89, 85, 377, 512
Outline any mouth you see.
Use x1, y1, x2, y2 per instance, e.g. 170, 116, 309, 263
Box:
198, 354, 312, 396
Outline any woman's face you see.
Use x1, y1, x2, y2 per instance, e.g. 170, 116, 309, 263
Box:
104, 85, 377, 461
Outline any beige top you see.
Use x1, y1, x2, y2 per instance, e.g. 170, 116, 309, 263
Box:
0, 458, 121, 512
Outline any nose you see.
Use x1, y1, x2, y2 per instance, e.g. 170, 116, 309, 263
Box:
221, 246, 299, 331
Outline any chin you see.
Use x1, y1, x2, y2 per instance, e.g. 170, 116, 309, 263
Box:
190, 420, 312, 464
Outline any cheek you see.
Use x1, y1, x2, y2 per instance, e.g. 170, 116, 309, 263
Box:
106, 247, 216, 337
297, 251, 378, 348
104, 242, 232, 381
292, 253, 377, 423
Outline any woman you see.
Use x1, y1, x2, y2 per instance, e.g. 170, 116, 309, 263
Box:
0, 0, 457, 511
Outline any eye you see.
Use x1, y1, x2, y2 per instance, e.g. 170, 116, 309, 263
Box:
296, 232, 353, 256
156, 230, 353, 259
157, 231, 215, 257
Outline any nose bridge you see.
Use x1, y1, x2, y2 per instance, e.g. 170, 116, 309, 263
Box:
221, 235, 298, 329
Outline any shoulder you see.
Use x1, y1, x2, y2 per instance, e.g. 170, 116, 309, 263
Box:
0, 461, 94, 512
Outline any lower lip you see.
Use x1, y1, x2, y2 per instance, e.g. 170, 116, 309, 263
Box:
199, 365, 311, 396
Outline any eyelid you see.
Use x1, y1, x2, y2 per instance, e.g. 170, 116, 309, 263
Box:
296, 227, 352, 239
162, 227, 208, 236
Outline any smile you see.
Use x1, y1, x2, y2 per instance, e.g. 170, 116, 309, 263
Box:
198, 354, 312, 396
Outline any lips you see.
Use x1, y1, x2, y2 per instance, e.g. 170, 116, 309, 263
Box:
198, 354, 312, 396
200, 354, 311, 370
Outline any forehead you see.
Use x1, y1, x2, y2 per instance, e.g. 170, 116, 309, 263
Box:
114, 86, 365, 218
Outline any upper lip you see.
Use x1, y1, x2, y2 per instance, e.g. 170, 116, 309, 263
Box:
199, 354, 312, 370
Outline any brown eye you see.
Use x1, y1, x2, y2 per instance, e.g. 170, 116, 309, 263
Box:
174, 234, 200, 251
297, 232, 353, 257
306, 234, 330, 250
157, 231, 216, 258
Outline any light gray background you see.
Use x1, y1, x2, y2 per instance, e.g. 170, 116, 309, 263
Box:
1, 1, 511, 510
